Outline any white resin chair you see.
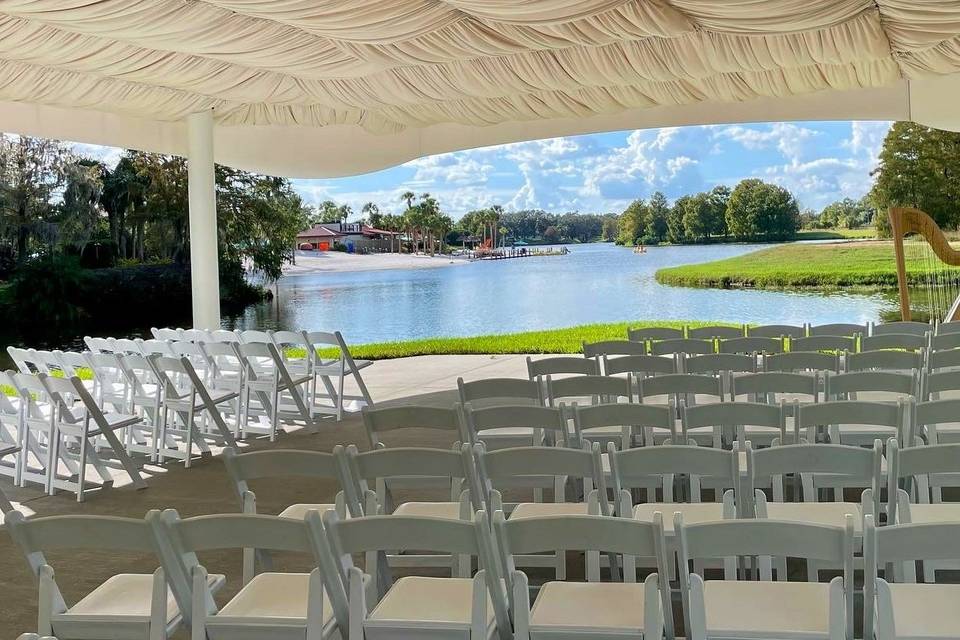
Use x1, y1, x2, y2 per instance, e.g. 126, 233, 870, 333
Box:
180, 328, 212, 343
137, 339, 176, 357
582, 339, 648, 359
526, 355, 599, 381
150, 355, 239, 466
808, 322, 866, 338
718, 336, 785, 355
683, 353, 756, 377
603, 353, 678, 380
824, 369, 918, 405
731, 372, 819, 427
303, 330, 375, 420
861, 333, 929, 353
846, 349, 924, 374
870, 321, 932, 337
41, 374, 147, 501
677, 516, 854, 640
456, 379, 544, 448
318, 511, 511, 640
493, 512, 672, 640
638, 373, 723, 411
236, 341, 314, 440
117, 353, 165, 461
792, 335, 857, 355
83, 336, 115, 353
545, 374, 633, 448
151, 327, 183, 341
627, 326, 683, 353
6, 510, 215, 640
650, 338, 715, 356
154, 510, 333, 640
764, 350, 840, 373
912, 396, 960, 450
864, 517, 960, 640
471, 441, 607, 579
209, 329, 241, 344
10, 372, 60, 492
687, 325, 745, 340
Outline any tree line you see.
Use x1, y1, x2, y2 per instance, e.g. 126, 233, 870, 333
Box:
616, 179, 801, 246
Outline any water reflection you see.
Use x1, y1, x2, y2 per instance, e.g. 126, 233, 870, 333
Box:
226, 243, 899, 343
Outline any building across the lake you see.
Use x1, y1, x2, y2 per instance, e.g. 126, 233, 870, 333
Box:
297, 222, 399, 252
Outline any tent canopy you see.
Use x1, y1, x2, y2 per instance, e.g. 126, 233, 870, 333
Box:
2, 1, 960, 178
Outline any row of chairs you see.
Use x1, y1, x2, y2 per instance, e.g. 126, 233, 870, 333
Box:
9, 497, 955, 640
627, 319, 957, 341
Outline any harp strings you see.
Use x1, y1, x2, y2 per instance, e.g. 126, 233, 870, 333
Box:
908, 231, 960, 322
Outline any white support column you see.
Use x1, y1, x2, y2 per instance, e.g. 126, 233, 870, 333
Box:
187, 109, 221, 330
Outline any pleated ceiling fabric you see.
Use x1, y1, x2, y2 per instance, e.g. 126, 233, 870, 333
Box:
0, 0, 958, 176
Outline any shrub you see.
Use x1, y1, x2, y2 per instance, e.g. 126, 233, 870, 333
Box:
9, 254, 91, 333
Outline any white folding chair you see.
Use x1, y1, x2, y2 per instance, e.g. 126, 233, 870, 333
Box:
236, 341, 314, 440
461, 403, 565, 451
318, 511, 511, 640
10, 373, 63, 493
545, 374, 633, 449
150, 355, 239, 466
83, 335, 115, 353
151, 327, 183, 341
362, 405, 462, 449
153, 510, 333, 639
682, 401, 785, 449
677, 517, 854, 640
573, 400, 678, 451
799, 399, 909, 448
865, 518, 960, 640
493, 513, 672, 640
6, 510, 213, 640
41, 374, 147, 501
303, 330, 374, 420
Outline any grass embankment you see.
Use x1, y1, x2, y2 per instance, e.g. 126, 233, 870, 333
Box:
794, 228, 877, 241
300, 321, 736, 360
655, 241, 953, 290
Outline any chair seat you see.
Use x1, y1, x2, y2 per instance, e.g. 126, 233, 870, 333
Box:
366, 576, 496, 637
901, 503, 960, 524
763, 502, 862, 532
511, 502, 591, 519
393, 501, 463, 520
278, 503, 338, 520
530, 581, 648, 635
885, 583, 960, 640
703, 581, 832, 639
211, 572, 333, 638
633, 503, 726, 533
55, 572, 224, 637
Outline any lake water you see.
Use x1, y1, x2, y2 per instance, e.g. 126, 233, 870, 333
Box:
226, 243, 897, 343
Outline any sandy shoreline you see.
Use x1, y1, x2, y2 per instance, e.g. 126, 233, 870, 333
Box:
282, 250, 472, 275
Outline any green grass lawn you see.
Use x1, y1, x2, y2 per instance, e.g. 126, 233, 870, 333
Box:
655, 241, 954, 289
301, 320, 737, 360
794, 228, 877, 241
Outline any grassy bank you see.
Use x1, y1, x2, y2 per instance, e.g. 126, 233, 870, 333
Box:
655, 241, 952, 290
327, 320, 735, 360
794, 228, 876, 241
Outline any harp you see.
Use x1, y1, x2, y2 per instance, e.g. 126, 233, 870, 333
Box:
890, 207, 960, 322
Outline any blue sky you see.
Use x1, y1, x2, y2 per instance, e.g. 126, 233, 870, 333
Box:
71, 120, 892, 219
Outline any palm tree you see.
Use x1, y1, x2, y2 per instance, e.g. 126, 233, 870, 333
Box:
400, 191, 415, 210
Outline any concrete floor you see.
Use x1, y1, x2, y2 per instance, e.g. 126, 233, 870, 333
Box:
0, 354, 537, 637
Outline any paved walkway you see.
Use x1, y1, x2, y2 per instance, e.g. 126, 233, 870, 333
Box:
0, 354, 536, 636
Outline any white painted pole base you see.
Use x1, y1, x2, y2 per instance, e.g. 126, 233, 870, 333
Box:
187, 109, 221, 330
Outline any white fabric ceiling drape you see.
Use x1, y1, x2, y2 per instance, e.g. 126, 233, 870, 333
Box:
0, 0, 958, 176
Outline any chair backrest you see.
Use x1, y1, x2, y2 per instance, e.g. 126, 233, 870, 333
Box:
7, 347, 38, 373
687, 325, 744, 339
582, 340, 647, 358
791, 335, 856, 354
346, 444, 473, 514
870, 519, 960, 574
111, 338, 143, 354
177, 329, 209, 343
54, 350, 91, 377
731, 372, 819, 407
573, 401, 676, 443
871, 321, 932, 336
608, 443, 737, 505
808, 322, 866, 337
462, 403, 567, 443
545, 374, 632, 407
747, 324, 805, 338
222, 447, 340, 503
748, 441, 882, 512
685, 400, 785, 444
138, 338, 175, 356
526, 356, 599, 379
824, 370, 917, 398
914, 398, 960, 445
925, 369, 960, 397
932, 331, 960, 353
627, 326, 684, 342
457, 377, 542, 406
718, 336, 784, 354
170, 340, 207, 360
603, 353, 677, 377
209, 329, 241, 343
927, 346, 960, 371
889, 440, 960, 513
938, 321, 960, 335
152, 327, 182, 341
861, 333, 928, 352
361, 405, 461, 448
83, 336, 115, 353
764, 350, 839, 373
683, 353, 756, 375
846, 349, 924, 372
797, 400, 906, 444
239, 329, 273, 344
650, 338, 715, 356
637, 373, 722, 404
475, 441, 605, 512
